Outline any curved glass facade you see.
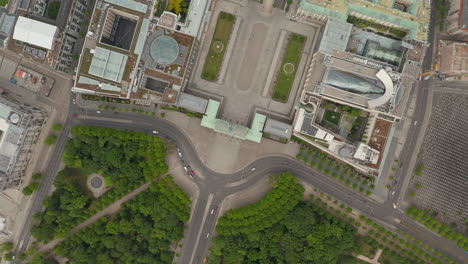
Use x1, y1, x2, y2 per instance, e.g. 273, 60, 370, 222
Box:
325, 69, 385, 99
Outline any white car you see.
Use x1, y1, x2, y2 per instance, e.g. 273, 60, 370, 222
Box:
390, 190, 395, 195
393, 203, 397, 209
210, 209, 215, 214
152, 130, 159, 134
183, 166, 188, 172
251, 167, 256, 171
96, 111, 101, 114
206, 233, 210, 238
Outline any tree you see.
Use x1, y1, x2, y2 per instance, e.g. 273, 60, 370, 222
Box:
44, 135, 57, 145
47, 1, 61, 19
32, 173, 42, 180
4, 252, 13, 261
1, 242, 13, 251
53, 123, 63, 131
23, 186, 33, 195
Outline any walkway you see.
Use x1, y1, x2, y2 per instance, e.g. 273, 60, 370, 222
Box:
356, 249, 383, 264
37, 181, 152, 252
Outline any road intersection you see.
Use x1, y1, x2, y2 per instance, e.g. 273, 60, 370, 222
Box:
12, 87, 467, 264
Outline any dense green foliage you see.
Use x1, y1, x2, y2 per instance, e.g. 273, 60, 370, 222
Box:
54, 177, 190, 264
22, 182, 39, 195
44, 135, 57, 145
31, 126, 168, 242
32, 173, 43, 180
211, 172, 357, 264
47, 2, 61, 20
52, 123, 62, 131
407, 205, 467, 250
216, 172, 304, 236
0, 242, 13, 252
30, 252, 59, 264
63, 125, 167, 184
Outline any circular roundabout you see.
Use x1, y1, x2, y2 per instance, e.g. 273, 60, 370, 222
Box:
283, 63, 295, 74
150, 35, 180, 65
212, 41, 224, 53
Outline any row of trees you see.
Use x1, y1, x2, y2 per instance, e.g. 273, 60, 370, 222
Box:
211, 181, 357, 264
53, 176, 190, 264
310, 193, 458, 264
407, 205, 467, 250
31, 125, 169, 242
216, 172, 304, 236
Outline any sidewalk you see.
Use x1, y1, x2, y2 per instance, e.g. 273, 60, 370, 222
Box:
77, 96, 300, 174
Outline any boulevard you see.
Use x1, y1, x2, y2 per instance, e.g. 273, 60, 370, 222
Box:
12, 92, 467, 264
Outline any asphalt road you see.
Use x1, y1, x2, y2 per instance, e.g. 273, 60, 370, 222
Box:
74, 109, 468, 264
12, 6, 467, 261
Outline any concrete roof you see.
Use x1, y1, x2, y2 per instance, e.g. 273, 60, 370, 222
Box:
318, 18, 353, 55
181, 0, 210, 37
263, 118, 293, 139
0, 11, 15, 36
461, 0, 468, 29
13, 16, 58, 50
177, 92, 208, 113
104, 0, 148, 13
89, 47, 128, 82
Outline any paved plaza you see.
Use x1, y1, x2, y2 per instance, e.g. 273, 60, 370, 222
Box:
410, 91, 468, 229
190, 0, 320, 125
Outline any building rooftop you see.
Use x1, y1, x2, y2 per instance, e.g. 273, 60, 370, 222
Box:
0, 11, 15, 36
12, 16, 58, 50
177, 92, 208, 113
318, 18, 353, 55
298, 0, 430, 40
201, 100, 266, 143
461, 0, 468, 29
89, 47, 128, 83
263, 118, 293, 139
104, 0, 148, 13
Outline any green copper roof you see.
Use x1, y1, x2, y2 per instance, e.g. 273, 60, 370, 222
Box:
201, 100, 266, 143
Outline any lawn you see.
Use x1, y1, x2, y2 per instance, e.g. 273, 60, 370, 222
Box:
201, 12, 236, 81
323, 109, 342, 126
272, 33, 306, 102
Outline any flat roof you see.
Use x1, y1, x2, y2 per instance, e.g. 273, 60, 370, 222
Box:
180, 0, 210, 37
89, 47, 128, 82
13, 16, 58, 50
461, 0, 468, 29
0, 12, 16, 36
104, 0, 148, 13
177, 92, 208, 113
318, 18, 353, 55
263, 118, 293, 139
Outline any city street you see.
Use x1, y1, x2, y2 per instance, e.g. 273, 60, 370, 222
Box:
14, 103, 463, 264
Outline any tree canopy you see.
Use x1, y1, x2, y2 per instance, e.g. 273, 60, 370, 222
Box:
31, 126, 169, 242
54, 176, 190, 264
211, 172, 357, 264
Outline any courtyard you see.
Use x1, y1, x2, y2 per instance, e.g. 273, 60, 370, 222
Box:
190, 0, 319, 125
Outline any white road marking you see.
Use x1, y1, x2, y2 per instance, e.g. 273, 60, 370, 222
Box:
189, 193, 213, 264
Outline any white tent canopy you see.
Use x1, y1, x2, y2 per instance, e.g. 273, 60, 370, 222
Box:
13, 16, 58, 50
